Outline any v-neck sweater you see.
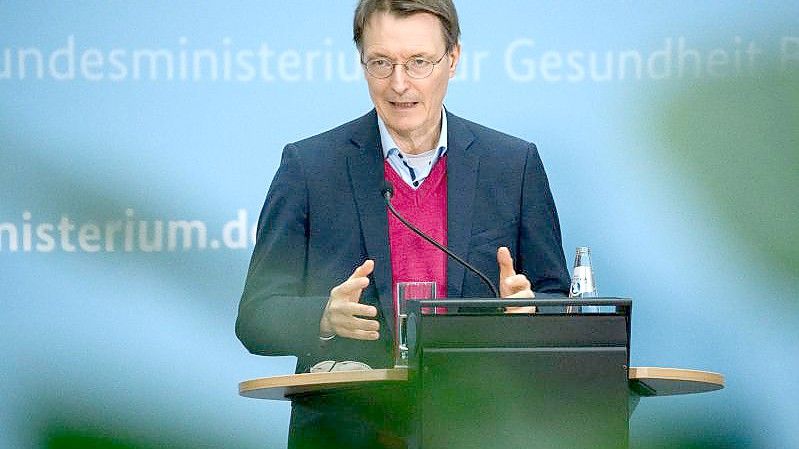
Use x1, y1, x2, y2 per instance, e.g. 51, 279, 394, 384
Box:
384, 157, 449, 305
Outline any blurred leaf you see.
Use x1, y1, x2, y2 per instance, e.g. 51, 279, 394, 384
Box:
47, 432, 144, 449
45, 430, 195, 449
635, 432, 750, 449
657, 68, 799, 284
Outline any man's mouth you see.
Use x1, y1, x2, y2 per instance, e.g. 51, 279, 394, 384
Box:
389, 101, 419, 109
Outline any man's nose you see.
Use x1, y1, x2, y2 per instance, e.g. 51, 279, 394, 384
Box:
389, 64, 409, 94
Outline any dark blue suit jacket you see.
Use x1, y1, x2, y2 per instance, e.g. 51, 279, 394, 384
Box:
236, 109, 569, 374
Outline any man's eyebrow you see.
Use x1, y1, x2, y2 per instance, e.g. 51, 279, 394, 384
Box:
410, 50, 441, 59
364, 50, 436, 60
364, 50, 390, 59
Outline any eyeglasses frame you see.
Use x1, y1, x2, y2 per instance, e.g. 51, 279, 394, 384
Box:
361, 51, 450, 79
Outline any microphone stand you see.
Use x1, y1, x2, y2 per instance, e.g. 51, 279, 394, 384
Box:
381, 182, 500, 298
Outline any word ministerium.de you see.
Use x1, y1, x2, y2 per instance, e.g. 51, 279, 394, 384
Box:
0, 209, 257, 253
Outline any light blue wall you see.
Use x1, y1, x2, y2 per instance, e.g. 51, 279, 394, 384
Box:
2, 2, 797, 448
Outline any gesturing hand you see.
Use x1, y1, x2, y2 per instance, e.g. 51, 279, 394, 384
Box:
320, 260, 380, 340
497, 247, 536, 313
497, 247, 534, 298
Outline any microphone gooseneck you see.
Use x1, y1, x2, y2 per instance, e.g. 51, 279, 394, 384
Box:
380, 180, 500, 298
380, 180, 394, 201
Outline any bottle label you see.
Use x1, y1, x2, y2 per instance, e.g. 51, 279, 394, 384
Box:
570, 266, 596, 297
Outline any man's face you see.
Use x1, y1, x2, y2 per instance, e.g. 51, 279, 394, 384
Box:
361, 11, 460, 142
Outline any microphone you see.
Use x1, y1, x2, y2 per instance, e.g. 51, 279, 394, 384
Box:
380, 180, 500, 298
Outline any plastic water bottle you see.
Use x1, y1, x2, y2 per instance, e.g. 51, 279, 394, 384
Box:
568, 246, 599, 313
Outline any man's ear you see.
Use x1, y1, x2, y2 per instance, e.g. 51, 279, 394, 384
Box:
448, 43, 461, 78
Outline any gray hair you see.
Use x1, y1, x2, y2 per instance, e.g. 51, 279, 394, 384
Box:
353, 0, 460, 55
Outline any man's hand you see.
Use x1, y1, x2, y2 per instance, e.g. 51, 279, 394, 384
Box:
320, 260, 380, 340
497, 247, 536, 313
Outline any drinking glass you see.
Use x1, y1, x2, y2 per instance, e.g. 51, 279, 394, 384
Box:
395, 281, 436, 367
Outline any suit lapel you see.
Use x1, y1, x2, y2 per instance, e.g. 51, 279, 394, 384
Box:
347, 110, 478, 320
347, 111, 395, 330
445, 112, 478, 298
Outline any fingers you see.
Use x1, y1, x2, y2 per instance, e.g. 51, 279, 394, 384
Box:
348, 259, 374, 280
497, 246, 516, 280
500, 250, 535, 311
503, 273, 531, 292
325, 304, 380, 340
323, 260, 380, 340
332, 259, 374, 300
503, 275, 536, 313
503, 274, 534, 298
505, 306, 536, 314
331, 276, 370, 298
498, 247, 533, 298
337, 328, 380, 340
331, 301, 377, 319
330, 316, 380, 338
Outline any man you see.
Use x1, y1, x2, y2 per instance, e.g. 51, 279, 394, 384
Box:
237, 1, 569, 447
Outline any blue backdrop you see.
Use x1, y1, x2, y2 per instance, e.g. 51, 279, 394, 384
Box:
2, 2, 798, 448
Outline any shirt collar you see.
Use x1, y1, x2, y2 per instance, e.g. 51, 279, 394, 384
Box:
378, 107, 448, 159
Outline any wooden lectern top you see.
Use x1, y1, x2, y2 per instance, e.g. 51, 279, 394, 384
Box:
628, 366, 724, 396
239, 368, 407, 400
239, 366, 724, 401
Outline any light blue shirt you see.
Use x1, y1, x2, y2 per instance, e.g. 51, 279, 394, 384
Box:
378, 108, 448, 189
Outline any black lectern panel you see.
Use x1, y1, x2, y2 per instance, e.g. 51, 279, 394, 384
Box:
406, 299, 631, 449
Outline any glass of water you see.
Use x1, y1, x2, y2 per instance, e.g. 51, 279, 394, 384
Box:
395, 281, 436, 367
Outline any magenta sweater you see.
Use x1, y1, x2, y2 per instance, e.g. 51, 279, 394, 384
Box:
385, 157, 449, 309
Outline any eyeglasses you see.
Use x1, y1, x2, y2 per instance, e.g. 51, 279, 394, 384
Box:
361, 52, 449, 79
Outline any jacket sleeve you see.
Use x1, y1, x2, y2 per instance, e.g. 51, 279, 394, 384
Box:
235, 144, 330, 361
519, 142, 571, 296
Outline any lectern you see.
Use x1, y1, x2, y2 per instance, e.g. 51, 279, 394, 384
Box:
239, 298, 724, 449
404, 298, 631, 449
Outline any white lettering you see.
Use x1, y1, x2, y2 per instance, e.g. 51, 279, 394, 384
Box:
0, 222, 18, 251
19, 47, 44, 80
235, 49, 256, 82
22, 211, 32, 252
258, 43, 275, 81
175, 37, 190, 80
539, 51, 563, 82
78, 223, 102, 252
139, 220, 163, 252
677, 37, 702, 78
706, 49, 730, 77
222, 37, 233, 81
124, 209, 135, 252
338, 52, 361, 82
782, 37, 799, 70
35, 223, 55, 252
49, 35, 75, 80
0, 48, 10, 79
588, 52, 612, 82
505, 38, 536, 82
647, 38, 672, 80
278, 50, 301, 82
108, 49, 128, 81
81, 49, 104, 81
133, 48, 174, 80
193, 49, 218, 81
618, 50, 642, 80
305, 50, 320, 81
223, 209, 249, 249
168, 220, 207, 250
58, 216, 76, 252
105, 220, 122, 251
745, 41, 762, 75
565, 51, 585, 82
